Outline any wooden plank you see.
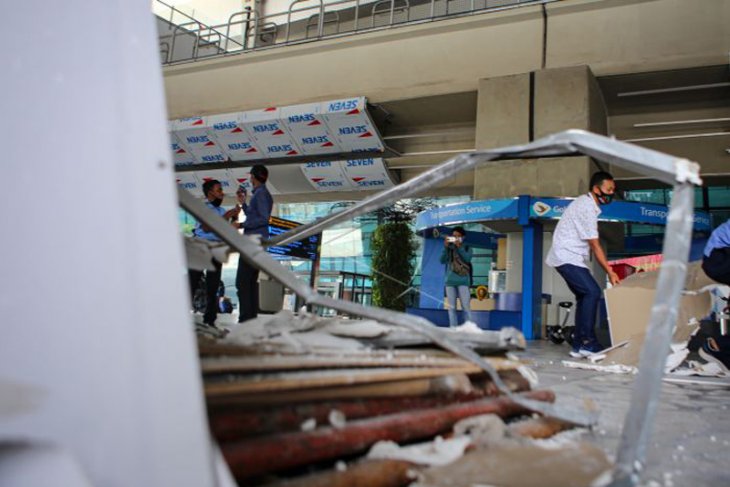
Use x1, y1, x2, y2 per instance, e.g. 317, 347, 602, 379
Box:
201, 355, 519, 375
206, 370, 532, 407
204, 365, 482, 397
198, 341, 454, 359
206, 378, 437, 407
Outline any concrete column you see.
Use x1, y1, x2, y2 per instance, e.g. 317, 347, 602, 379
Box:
474, 65, 608, 200
474, 66, 611, 339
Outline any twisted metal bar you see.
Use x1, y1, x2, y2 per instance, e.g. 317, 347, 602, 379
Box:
180, 129, 704, 483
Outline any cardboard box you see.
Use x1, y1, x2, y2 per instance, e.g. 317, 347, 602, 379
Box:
602, 262, 714, 365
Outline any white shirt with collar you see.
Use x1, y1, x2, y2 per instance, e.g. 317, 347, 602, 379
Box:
546, 193, 601, 269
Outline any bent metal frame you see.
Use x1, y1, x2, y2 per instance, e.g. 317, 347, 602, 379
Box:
178, 129, 702, 487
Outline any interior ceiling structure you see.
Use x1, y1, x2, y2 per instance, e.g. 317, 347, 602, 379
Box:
598, 65, 730, 190
370, 65, 729, 198
176, 65, 728, 202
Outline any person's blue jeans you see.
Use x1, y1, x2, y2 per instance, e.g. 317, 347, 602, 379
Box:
445, 285, 473, 327
555, 264, 601, 347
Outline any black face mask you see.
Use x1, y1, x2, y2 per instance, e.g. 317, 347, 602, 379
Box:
211, 198, 223, 207
595, 190, 613, 205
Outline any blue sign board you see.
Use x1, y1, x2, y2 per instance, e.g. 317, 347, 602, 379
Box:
416, 197, 711, 232
415, 199, 519, 231
529, 197, 711, 231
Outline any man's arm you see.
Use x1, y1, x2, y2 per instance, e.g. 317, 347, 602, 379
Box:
440, 245, 450, 263
242, 193, 272, 230
588, 238, 620, 286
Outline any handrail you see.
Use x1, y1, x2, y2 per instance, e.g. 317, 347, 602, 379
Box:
286, 0, 325, 42
155, 0, 205, 28
169, 20, 204, 65
226, 8, 252, 50
371, 0, 410, 27
306, 11, 340, 38
156, 0, 243, 60
159, 0, 559, 66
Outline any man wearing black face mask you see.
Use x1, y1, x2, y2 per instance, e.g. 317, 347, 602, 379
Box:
189, 179, 240, 328
546, 171, 620, 358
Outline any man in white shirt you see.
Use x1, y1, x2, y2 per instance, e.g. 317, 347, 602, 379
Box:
546, 171, 620, 358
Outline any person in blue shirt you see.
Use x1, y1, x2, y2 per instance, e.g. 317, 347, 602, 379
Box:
440, 226, 474, 327
188, 179, 240, 328
698, 220, 730, 372
702, 220, 730, 286
235, 165, 274, 323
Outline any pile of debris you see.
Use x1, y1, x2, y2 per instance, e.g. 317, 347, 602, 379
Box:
563, 262, 730, 384
198, 312, 609, 486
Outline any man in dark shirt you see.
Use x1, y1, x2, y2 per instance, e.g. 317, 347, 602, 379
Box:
235, 165, 274, 322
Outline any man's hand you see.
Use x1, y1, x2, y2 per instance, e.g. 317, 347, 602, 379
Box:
223, 206, 241, 220
454, 239, 462, 248
608, 270, 621, 286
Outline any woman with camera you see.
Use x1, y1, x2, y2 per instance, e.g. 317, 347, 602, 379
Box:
440, 226, 473, 327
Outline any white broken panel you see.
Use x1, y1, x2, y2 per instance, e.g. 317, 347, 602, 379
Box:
281, 102, 342, 155
300, 161, 354, 192
172, 116, 229, 164
341, 157, 394, 191
321, 97, 385, 153
207, 112, 263, 161
241, 107, 302, 158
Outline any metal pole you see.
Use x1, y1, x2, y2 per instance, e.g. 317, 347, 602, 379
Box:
608, 183, 696, 487
308, 237, 322, 312
354, 0, 361, 31
244, 7, 252, 50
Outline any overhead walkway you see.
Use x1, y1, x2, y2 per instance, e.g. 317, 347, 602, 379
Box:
156, 0, 543, 65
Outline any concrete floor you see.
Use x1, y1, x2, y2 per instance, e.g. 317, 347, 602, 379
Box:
515, 340, 730, 487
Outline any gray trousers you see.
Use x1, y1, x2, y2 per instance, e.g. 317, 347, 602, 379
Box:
445, 285, 473, 327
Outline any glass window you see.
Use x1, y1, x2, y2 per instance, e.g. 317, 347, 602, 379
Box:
708, 187, 730, 208
623, 189, 668, 205
179, 208, 196, 236
710, 210, 730, 229
276, 196, 472, 305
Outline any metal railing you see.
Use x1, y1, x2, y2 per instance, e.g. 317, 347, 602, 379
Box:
155, 0, 244, 64
157, 0, 554, 65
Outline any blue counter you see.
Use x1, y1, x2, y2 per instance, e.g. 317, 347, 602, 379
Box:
405, 307, 522, 331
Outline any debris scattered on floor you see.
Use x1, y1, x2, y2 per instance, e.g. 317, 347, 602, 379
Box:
561, 360, 637, 375
195, 309, 604, 485
367, 436, 472, 467
412, 439, 612, 487
562, 264, 730, 381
